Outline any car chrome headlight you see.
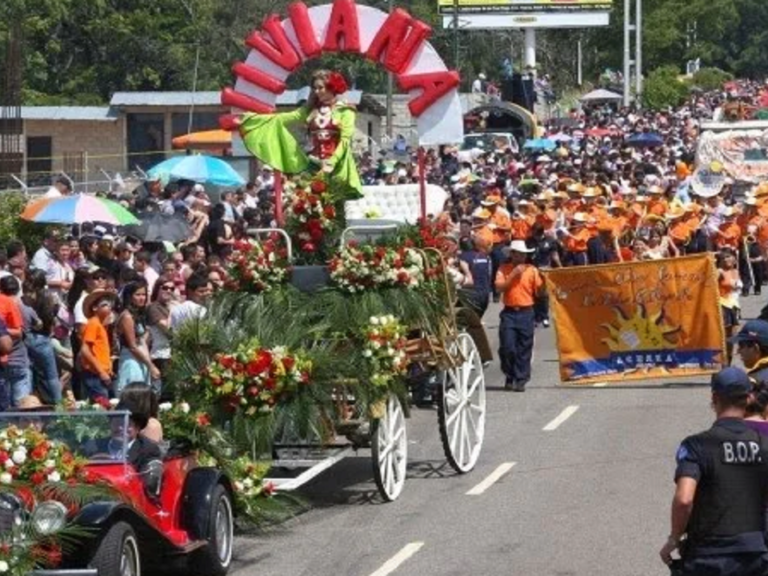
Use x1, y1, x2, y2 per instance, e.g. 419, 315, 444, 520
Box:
32, 501, 67, 535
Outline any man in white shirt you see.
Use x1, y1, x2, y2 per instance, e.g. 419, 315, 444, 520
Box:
471, 73, 486, 94
43, 176, 72, 198
243, 181, 260, 210
31, 230, 60, 272
170, 273, 212, 332
134, 251, 159, 295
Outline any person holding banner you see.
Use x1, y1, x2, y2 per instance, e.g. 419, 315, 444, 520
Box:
494, 240, 544, 392
660, 367, 768, 576
718, 250, 743, 365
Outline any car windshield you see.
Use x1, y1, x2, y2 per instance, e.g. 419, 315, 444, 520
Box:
0, 410, 131, 464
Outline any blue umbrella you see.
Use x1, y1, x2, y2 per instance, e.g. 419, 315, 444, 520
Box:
625, 133, 664, 148
523, 138, 556, 152
147, 154, 245, 186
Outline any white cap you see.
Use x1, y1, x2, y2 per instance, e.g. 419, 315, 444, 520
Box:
193, 183, 205, 193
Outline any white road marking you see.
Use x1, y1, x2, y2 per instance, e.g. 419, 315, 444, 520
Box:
543, 405, 580, 431
369, 542, 425, 576
466, 462, 516, 495
592, 381, 608, 387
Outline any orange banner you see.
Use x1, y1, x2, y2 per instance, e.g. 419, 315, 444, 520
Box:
545, 255, 726, 384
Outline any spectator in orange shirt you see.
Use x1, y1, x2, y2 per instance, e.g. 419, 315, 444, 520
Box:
714, 207, 742, 252
495, 240, 544, 392
646, 186, 668, 216
78, 290, 118, 401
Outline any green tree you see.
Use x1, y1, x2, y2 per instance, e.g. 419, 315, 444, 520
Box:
642, 65, 688, 109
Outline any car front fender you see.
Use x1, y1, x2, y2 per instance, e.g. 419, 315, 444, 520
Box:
181, 468, 232, 540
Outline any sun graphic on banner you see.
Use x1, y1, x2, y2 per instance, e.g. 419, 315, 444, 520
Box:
601, 305, 680, 352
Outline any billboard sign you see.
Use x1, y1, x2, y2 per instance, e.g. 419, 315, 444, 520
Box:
438, 0, 612, 14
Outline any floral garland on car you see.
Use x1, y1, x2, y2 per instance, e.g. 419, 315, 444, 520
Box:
328, 243, 424, 293
0, 426, 87, 487
226, 238, 289, 293
194, 338, 313, 418
284, 177, 339, 263
362, 316, 408, 388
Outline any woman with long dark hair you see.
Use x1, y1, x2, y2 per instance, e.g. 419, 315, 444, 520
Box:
147, 274, 176, 397
22, 269, 61, 402
114, 279, 159, 394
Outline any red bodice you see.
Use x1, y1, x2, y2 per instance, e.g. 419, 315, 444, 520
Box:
308, 112, 340, 160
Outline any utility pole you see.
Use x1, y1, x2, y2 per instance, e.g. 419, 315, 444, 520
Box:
623, 0, 631, 107
635, 0, 642, 106
386, 0, 394, 139
453, 0, 460, 69
623, 0, 643, 108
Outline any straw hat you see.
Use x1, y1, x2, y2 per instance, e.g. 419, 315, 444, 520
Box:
744, 197, 759, 207
83, 290, 119, 319
571, 212, 589, 224
665, 206, 685, 220
647, 185, 664, 195
509, 240, 534, 253
609, 201, 626, 211
481, 194, 502, 206
472, 208, 491, 219
582, 187, 601, 198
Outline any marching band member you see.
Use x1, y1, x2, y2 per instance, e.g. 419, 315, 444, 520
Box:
714, 207, 742, 252
647, 185, 668, 216
510, 200, 534, 241
471, 208, 494, 253
587, 219, 620, 264
560, 212, 591, 266
667, 206, 692, 254
483, 191, 512, 302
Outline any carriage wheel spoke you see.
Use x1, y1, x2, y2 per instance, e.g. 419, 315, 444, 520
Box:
466, 374, 482, 399
458, 410, 467, 465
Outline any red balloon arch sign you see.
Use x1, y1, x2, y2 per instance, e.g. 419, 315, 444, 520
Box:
220, 0, 464, 145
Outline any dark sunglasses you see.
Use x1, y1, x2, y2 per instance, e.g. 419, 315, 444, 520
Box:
160, 285, 175, 291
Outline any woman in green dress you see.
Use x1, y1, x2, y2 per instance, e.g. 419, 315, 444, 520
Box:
226, 69, 362, 199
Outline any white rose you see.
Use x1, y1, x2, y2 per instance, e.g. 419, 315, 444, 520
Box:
0, 559, 8, 572
158, 402, 172, 412
369, 316, 380, 325
1, 441, 10, 451
12, 449, 26, 465
108, 398, 119, 407
243, 478, 254, 489
47, 471, 61, 483
371, 341, 381, 350
362, 349, 373, 358
180, 402, 190, 414
44, 459, 55, 468
4, 460, 13, 470
234, 481, 244, 492
0, 473, 11, 485
386, 348, 395, 357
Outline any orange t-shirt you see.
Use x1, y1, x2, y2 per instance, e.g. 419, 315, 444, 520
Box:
564, 228, 591, 253
81, 317, 112, 375
510, 217, 533, 240
472, 226, 494, 252
647, 199, 668, 216
715, 222, 742, 250
490, 209, 512, 244
0, 295, 21, 364
495, 264, 544, 308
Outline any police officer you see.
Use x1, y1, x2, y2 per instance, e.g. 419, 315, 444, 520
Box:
660, 366, 768, 575
732, 319, 768, 385
495, 240, 543, 392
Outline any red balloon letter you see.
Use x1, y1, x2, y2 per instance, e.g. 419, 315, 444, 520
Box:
245, 15, 302, 72
220, 87, 275, 114
288, 2, 321, 59
232, 62, 286, 95
397, 71, 460, 117
323, 0, 360, 54
365, 9, 432, 74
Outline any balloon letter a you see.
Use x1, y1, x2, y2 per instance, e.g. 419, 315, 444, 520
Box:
366, 9, 431, 75
398, 71, 460, 117
323, 0, 361, 54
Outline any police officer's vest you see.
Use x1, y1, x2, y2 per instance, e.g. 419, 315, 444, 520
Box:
686, 422, 768, 547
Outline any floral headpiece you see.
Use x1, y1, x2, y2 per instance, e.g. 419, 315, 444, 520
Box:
326, 72, 348, 96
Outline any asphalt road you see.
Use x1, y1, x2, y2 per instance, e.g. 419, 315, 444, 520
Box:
229, 293, 766, 576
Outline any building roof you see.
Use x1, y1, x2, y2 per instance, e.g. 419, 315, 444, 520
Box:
110, 90, 387, 116
580, 89, 623, 102
21, 106, 118, 121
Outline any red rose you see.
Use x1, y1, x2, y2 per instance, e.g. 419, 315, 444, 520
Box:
301, 242, 316, 253
196, 414, 211, 427
323, 205, 336, 219
310, 180, 326, 193
263, 481, 275, 496
247, 386, 260, 397
0, 452, 8, 465
31, 471, 46, 486
219, 356, 235, 370
31, 442, 49, 461
247, 350, 272, 376
263, 377, 277, 390
293, 201, 306, 215
282, 356, 295, 371
15, 486, 34, 510
326, 72, 348, 95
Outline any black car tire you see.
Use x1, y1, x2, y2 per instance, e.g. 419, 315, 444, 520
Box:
90, 521, 141, 576
189, 484, 233, 576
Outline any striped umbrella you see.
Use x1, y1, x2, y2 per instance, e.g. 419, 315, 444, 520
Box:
21, 194, 140, 225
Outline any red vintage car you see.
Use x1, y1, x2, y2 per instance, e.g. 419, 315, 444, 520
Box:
0, 411, 234, 576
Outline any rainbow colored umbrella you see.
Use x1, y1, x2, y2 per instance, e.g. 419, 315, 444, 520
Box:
21, 194, 140, 225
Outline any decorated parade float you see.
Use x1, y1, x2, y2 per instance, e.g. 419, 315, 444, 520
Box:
0, 2, 488, 575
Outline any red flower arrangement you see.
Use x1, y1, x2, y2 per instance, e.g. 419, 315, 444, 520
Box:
0, 426, 87, 486
226, 237, 290, 293
194, 338, 313, 418
326, 72, 348, 95
328, 244, 424, 292
284, 177, 339, 262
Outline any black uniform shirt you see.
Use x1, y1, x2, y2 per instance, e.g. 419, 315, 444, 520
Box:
675, 418, 768, 556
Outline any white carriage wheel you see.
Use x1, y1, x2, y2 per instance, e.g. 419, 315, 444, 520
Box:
371, 394, 408, 502
438, 332, 486, 473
